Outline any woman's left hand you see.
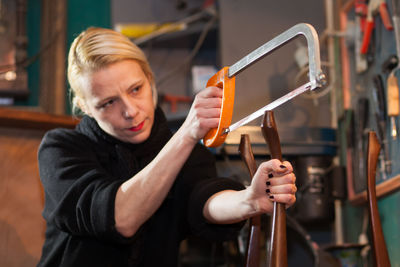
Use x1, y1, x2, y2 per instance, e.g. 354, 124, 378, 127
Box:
245, 159, 297, 214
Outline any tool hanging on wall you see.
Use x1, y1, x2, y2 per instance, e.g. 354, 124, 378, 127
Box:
382, 54, 398, 73
201, 23, 325, 148
355, 0, 369, 72
360, 0, 393, 54
387, 0, 400, 140
356, 97, 370, 192
387, 73, 399, 139
372, 75, 391, 175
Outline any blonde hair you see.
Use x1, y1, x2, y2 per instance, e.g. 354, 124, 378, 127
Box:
67, 27, 157, 115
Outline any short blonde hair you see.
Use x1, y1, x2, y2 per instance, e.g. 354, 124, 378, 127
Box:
67, 27, 157, 115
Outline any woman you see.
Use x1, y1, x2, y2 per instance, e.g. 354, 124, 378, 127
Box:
37, 27, 297, 267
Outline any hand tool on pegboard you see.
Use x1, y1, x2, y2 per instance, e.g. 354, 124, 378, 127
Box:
355, 0, 369, 72
372, 74, 391, 176
387, 73, 399, 139
386, 0, 400, 140
355, 0, 368, 30
382, 55, 399, 138
382, 54, 398, 73
356, 97, 370, 192
202, 23, 325, 147
361, 0, 393, 55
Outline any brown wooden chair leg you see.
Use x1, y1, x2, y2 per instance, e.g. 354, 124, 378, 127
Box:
261, 111, 287, 267
239, 134, 261, 267
366, 131, 391, 267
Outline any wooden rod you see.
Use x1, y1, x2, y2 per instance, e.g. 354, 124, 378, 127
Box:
239, 134, 261, 267
261, 111, 287, 267
367, 131, 391, 267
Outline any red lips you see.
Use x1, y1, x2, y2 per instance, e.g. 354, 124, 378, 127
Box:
128, 121, 144, 132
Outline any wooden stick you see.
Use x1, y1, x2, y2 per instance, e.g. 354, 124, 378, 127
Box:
366, 131, 391, 267
261, 111, 287, 267
239, 134, 261, 267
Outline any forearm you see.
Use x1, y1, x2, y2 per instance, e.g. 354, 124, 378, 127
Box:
115, 127, 196, 237
115, 86, 224, 237
203, 160, 297, 225
203, 189, 269, 224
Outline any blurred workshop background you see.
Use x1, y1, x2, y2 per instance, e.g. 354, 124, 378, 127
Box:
0, 0, 399, 266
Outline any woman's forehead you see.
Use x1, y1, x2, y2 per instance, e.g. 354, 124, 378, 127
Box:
84, 61, 148, 96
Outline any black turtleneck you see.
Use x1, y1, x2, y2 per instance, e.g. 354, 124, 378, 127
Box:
37, 107, 244, 267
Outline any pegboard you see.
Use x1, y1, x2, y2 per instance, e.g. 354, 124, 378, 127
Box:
340, 1, 400, 265
342, 0, 400, 195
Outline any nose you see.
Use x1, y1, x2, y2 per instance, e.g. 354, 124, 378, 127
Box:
121, 97, 138, 119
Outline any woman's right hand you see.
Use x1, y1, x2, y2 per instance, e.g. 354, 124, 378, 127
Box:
180, 86, 222, 143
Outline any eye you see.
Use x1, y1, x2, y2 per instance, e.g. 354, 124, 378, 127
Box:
130, 86, 141, 94
99, 99, 115, 109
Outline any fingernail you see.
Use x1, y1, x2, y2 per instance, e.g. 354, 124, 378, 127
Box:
266, 181, 271, 186
269, 195, 274, 199
280, 165, 286, 169
268, 173, 274, 178
266, 189, 270, 193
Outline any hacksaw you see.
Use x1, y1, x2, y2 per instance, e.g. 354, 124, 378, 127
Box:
203, 23, 326, 147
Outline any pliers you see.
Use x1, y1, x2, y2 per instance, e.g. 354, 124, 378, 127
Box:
361, 0, 393, 54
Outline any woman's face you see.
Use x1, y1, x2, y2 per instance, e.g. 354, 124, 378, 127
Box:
81, 60, 155, 144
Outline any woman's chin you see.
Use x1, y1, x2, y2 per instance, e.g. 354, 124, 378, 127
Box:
122, 130, 151, 144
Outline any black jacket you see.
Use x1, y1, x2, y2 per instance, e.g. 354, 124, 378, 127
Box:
37, 107, 244, 267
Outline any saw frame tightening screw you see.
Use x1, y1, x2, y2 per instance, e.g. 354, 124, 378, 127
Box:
317, 72, 327, 87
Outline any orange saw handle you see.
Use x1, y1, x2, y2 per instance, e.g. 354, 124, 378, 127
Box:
203, 67, 236, 147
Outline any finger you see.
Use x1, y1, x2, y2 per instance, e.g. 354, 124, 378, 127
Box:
258, 159, 284, 174
268, 193, 296, 208
194, 97, 222, 109
273, 160, 293, 174
199, 86, 223, 98
258, 159, 294, 176
268, 173, 296, 186
267, 183, 297, 195
195, 107, 221, 119
198, 118, 220, 131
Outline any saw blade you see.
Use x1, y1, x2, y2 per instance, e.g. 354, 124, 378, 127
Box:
223, 81, 313, 134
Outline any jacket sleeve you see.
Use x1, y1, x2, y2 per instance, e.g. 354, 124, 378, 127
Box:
183, 144, 246, 241
38, 129, 135, 244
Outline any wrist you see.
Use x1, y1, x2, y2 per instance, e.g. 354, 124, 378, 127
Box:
173, 126, 199, 150
176, 122, 202, 146
242, 189, 262, 217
